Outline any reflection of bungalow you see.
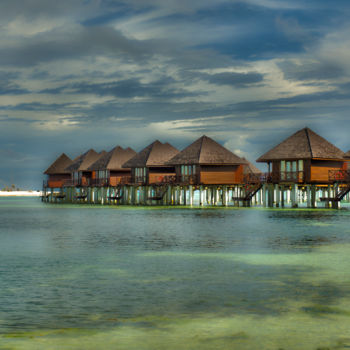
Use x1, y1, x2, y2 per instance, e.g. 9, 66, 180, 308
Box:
65, 149, 104, 186
88, 146, 137, 186
44, 153, 73, 188
256, 127, 346, 184
166, 135, 247, 185
122, 141, 179, 185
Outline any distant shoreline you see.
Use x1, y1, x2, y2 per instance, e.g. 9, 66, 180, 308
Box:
0, 191, 42, 197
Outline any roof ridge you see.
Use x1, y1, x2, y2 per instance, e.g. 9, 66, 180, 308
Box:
198, 135, 206, 163
305, 128, 313, 158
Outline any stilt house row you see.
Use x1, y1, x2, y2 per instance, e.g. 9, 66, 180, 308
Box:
42, 128, 350, 208
43, 128, 349, 189
256, 128, 347, 184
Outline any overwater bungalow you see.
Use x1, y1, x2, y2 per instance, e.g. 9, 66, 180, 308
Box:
166, 135, 247, 185
122, 141, 179, 185
44, 153, 73, 188
256, 127, 346, 184
65, 149, 104, 186
88, 146, 137, 186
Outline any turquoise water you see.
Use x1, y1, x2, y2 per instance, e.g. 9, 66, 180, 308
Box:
1, 198, 350, 349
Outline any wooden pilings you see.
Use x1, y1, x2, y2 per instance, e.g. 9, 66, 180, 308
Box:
42, 182, 347, 208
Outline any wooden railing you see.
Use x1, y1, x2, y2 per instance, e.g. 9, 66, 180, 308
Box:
329, 170, 350, 182
244, 171, 304, 184
279, 171, 304, 183
48, 171, 310, 189
176, 175, 197, 185
63, 178, 90, 187
91, 178, 109, 187
133, 176, 147, 185
91, 176, 132, 186
244, 173, 267, 184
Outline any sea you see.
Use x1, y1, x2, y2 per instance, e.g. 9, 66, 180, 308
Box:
1, 197, 350, 350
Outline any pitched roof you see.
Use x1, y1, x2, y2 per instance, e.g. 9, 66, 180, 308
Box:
88, 146, 137, 171
166, 135, 247, 165
65, 149, 101, 172
344, 150, 350, 158
242, 158, 262, 174
257, 127, 345, 162
44, 153, 73, 175
122, 140, 179, 168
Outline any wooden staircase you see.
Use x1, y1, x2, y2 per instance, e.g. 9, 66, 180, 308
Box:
232, 173, 264, 201
147, 185, 168, 201
108, 186, 123, 200
335, 183, 350, 201
320, 170, 350, 202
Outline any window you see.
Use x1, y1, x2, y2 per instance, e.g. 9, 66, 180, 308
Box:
281, 161, 285, 172
280, 160, 304, 181
286, 161, 291, 172
298, 160, 303, 171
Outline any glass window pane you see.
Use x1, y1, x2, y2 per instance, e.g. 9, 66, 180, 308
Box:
298, 160, 303, 171
286, 162, 291, 172
281, 160, 285, 171
292, 161, 297, 172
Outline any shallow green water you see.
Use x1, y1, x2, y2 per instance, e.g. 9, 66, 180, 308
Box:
1, 198, 350, 349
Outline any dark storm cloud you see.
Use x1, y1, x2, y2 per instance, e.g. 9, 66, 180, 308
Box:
279, 60, 345, 81
40, 76, 204, 99
0, 0, 98, 20
0, 71, 28, 95
172, 2, 331, 59
0, 115, 40, 123
0, 26, 153, 67
0, 102, 73, 112
199, 71, 264, 87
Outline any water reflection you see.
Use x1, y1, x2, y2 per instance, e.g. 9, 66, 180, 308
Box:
1, 199, 350, 349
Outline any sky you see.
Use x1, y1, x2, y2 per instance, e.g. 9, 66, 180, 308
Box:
1, 0, 350, 189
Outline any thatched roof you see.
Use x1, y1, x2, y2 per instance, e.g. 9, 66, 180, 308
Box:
257, 127, 345, 162
122, 140, 179, 168
65, 149, 101, 172
88, 146, 137, 171
242, 158, 262, 174
344, 150, 350, 158
44, 153, 73, 175
166, 135, 247, 165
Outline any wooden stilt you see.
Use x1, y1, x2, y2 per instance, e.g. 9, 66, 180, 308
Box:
267, 184, 274, 208
311, 185, 316, 208
275, 184, 280, 208
291, 184, 298, 208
